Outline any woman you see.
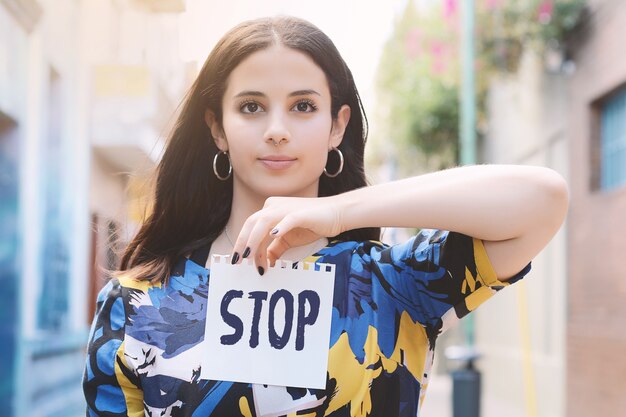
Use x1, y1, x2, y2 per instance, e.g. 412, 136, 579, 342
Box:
83, 15, 569, 417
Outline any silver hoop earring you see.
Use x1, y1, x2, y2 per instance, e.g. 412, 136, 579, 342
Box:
213, 151, 232, 180
323, 147, 344, 178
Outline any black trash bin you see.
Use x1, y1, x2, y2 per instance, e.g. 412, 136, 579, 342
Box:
445, 346, 481, 417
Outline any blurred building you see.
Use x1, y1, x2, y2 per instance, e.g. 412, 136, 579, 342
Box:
84, 0, 193, 322
1, 1, 90, 415
564, 0, 626, 414
478, 1, 626, 416
0, 0, 190, 415
478, 49, 570, 417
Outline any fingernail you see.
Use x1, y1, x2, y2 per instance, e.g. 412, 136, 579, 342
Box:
231, 252, 239, 264
258, 266, 264, 276
271, 228, 279, 235
242, 247, 251, 258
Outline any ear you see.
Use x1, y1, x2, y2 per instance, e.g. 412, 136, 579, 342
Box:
329, 104, 351, 148
204, 109, 228, 151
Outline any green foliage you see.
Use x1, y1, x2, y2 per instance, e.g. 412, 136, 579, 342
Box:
374, 1, 460, 174
372, 0, 586, 175
478, 0, 587, 72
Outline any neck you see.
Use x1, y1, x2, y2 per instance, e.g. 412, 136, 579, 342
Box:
225, 181, 266, 241
207, 176, 326, 266
224, 176, 319, 238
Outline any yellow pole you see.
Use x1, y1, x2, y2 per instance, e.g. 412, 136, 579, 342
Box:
516, 281, 538, 417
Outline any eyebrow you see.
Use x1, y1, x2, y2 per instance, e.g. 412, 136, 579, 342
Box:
233, 89, 321, 98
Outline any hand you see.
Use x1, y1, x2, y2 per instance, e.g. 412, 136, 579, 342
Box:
230, 196, 344, 274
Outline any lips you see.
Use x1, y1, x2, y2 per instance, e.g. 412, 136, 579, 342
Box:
258, 155, 297, 170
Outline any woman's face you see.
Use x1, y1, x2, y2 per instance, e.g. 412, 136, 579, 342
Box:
206, 45, 350, 200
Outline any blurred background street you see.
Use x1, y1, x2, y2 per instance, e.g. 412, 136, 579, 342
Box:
1, 0, 625, 416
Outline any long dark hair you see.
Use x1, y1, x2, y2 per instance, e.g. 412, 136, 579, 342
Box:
120, 16, 380, 282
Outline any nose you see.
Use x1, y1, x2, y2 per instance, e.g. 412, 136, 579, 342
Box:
264, 110, 290, 146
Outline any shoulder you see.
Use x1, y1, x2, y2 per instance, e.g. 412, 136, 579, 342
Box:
91, 277, 131, 330
317, 229, 473, 271
93, 272, 166, 329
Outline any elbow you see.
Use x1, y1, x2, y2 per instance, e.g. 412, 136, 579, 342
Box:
537, 167, 570, 231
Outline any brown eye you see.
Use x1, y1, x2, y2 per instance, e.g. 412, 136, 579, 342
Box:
293, 100, 317, 113
242, 102, 259, 113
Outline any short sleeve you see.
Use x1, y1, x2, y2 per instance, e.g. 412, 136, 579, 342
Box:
365, 229, 531, 336
83, 278, 144, 417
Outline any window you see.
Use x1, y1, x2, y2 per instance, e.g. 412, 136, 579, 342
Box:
600, 86, 626, 190
37, 67, 70, 331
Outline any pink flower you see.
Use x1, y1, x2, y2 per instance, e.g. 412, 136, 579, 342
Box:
538, 0, 553, 24
444, 0, 457, 18
431, 41, 445, 57
404, 28, 423, 60
430, 41, 449, 75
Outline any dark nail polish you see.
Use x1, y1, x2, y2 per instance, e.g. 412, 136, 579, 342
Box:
258, 266, 264, 276
231, 252, 239, 264
242, 247, 251, 258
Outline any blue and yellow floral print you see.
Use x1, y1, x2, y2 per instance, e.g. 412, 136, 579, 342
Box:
83, 229, 530, 417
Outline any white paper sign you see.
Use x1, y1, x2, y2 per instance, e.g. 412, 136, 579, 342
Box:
202, 256, 336, 389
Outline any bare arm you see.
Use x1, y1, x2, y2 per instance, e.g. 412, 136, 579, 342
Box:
335, 164, 569, 280
234, 164, 569, 279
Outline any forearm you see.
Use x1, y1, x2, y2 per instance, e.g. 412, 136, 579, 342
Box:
336, 164, 569, 241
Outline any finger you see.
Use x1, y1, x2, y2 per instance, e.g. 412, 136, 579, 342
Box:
230, 213, 259, 264
269, 214, 301, 240
244, 216, 276, 275
255, 234, 273, 276
267, 237, 292, 268
266, 214, 298, 267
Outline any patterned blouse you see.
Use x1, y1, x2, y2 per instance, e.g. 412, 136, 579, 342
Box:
83, 229, 531, 417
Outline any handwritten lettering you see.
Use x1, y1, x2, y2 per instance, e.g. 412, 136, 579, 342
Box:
220, 289, 321, 351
